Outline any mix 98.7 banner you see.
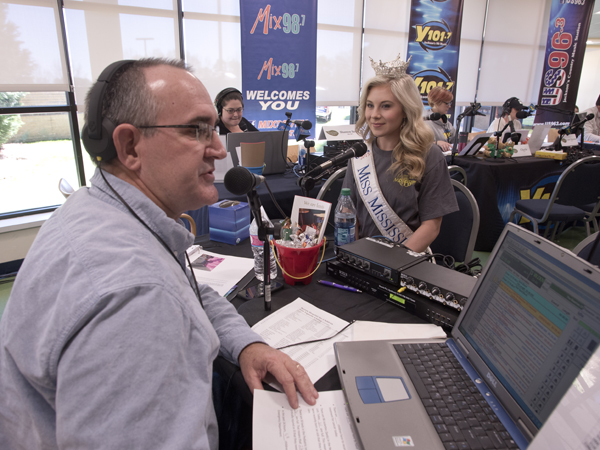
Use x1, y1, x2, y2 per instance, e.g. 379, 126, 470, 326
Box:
240, 1, 317, 137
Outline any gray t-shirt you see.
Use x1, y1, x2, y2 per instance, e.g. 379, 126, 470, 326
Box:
342, 140, 459, 239
426, 118, 456, 146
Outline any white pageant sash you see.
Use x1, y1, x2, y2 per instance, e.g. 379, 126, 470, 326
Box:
351, 143, 413, 243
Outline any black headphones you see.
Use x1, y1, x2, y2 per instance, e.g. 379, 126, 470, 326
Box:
214, 87, 242, 115
502, 97, 519, 116
81, 60, 135, 163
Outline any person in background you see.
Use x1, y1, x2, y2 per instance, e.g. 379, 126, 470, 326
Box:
582, 95, 600, 143
342, 55, 458, 253
214, 87, 258, 134
487, 97, 524, 133
0, 58, 317, 450
425, 86, 456, 152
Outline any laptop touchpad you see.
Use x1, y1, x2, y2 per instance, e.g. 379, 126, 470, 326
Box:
376, 377, 410, 402
356, 376, 411, 403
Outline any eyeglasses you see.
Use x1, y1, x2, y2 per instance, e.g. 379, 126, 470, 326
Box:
223, 107, 243, 115
137, 122, 218, 142
442, 101, 452, 106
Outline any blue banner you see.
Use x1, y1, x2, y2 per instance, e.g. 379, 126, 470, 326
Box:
240, 1, 318, 139
534, 0, 594, 127
407, 0, 464, 122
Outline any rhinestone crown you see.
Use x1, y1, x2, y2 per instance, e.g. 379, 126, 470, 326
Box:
370, 54, 412, 78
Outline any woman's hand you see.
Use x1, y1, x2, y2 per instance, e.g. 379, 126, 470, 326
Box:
437, 140, 451, 152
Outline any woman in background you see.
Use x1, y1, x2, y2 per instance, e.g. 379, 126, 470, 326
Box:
342, 55, 458, 252
426, 86, 455, 152
214, 88, 258, 134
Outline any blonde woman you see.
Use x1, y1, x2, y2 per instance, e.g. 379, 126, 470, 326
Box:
342, 55, 458, 252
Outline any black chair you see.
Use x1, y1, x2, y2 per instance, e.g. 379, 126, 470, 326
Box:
316, 167, 347, 237
572, 231, 600, 266
430, 179, 480, 264
447, 165, 467, 185
508, 155, 600, 241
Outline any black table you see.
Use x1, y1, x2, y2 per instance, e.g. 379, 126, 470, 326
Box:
197, 234, 431, 449
450, 155, 565, 251
197, 233, 429, 393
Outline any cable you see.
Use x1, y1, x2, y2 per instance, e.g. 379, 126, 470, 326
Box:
99, 167, 204, 309
262, 180, 288, 220
276, 320, 355, 350
454, 257, 482, 277
274, 294, 395, 351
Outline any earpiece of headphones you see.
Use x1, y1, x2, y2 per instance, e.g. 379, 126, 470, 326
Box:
502, 97, 519, 116
214, 87, 242, 116
81, 60, 135, 163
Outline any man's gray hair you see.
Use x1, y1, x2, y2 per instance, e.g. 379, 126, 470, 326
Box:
83, 58, 191, 165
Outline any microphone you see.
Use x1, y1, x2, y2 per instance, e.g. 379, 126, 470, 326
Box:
291, 119, 312, 130
311, 142, 367, 173
559, 113, 594, 135
458, 102, 482, 120
425, 112, 448, 123
224, 166, 265, 196
516, 110, 531, 119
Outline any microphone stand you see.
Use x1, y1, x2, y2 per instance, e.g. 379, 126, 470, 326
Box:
489, 120, 516, 164
246, 189, 282, 311
298, 164, 340, 197
450, 114, 464, 165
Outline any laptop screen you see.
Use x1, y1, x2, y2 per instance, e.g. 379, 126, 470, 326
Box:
457, 229, 600, 430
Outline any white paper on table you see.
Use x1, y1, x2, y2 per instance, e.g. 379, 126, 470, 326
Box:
189, 249, 253, 297
352, 321, 447, 341
253, 390, 360, 450
251, 298, 352, 388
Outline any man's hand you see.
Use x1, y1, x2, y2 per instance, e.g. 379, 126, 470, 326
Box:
238, 343, 319, 409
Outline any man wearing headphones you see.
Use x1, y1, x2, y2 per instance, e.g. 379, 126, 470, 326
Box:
0, 59, 317, 449
214, 87, 258, 134
487, 97, 525, 133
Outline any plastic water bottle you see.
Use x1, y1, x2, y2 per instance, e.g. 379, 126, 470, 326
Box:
249, 206, 278, 282
335, 188, 357, 253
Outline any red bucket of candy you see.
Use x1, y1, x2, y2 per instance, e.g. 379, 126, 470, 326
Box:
273, 239, 325, 286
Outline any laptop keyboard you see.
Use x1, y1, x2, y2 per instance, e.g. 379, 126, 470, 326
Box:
394, 342, 519, 450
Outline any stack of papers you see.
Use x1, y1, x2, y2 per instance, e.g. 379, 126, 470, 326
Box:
251, 298, 447, 449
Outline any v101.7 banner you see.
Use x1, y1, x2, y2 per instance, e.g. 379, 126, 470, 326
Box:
240, 1, 317, 137
407, 0, 464, 122
535, 0, 594, 126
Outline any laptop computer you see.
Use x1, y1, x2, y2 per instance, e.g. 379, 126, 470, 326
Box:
226, 130, 288, 175
335, 222, 600, 450
458, 133, 492, 156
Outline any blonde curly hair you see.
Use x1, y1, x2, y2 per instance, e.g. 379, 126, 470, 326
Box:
356, 75, 434, 181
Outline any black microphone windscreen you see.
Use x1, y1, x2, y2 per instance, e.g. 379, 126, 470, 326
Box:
586, 113, 595, 120
302, 120, 313, 130
224, 166, 255, 196
353, 142, 367, 157
516, 111, 529, 119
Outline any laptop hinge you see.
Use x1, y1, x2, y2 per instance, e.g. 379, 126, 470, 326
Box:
517, 418, 535, 442
455, 338, 469, 357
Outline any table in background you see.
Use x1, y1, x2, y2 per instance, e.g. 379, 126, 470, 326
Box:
187, 169, 347, 237
450, 155, 565, 252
